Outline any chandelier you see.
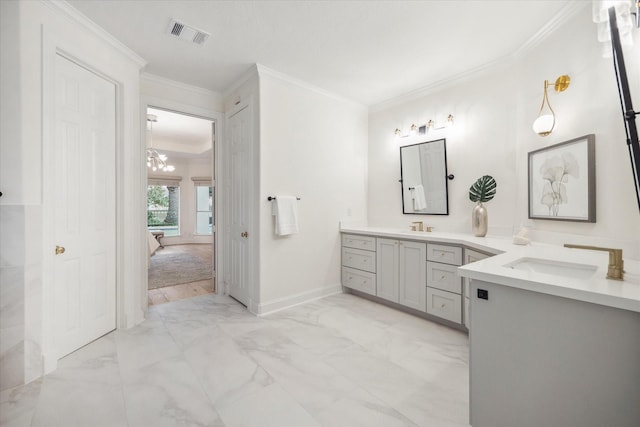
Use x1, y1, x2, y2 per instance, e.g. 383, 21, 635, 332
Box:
147, 114, 175, 172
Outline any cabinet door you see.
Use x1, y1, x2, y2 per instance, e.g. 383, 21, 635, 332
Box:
376, 238, 399, 303
398, 241, 427, 311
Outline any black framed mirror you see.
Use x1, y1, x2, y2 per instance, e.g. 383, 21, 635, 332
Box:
400, 138, 450, 215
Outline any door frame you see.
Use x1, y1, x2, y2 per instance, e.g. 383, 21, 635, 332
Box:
42, 42, 125, 374
141, 96, 224, 307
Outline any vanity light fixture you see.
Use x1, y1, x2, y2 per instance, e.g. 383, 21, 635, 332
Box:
532, 75, 570, 137
423, 115, 454, 133
394, 114, 454, 138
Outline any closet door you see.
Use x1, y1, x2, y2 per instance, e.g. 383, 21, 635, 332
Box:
52, 54, 117, 358
227, 105, 251, 306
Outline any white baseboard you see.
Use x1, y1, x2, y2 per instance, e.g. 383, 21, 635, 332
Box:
256, 284, 343, 316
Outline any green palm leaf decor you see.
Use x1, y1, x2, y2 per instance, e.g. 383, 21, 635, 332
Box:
469, 175, 497, 203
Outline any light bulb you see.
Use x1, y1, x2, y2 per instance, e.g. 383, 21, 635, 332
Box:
533, 114, 555, 136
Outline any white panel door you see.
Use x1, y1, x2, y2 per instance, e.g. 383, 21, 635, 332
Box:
398, 241, 427, 311
53, 55, 116, 359
227, 106, 250, 306
376, 238, 399, 303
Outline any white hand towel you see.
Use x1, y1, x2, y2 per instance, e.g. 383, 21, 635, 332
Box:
413, 184, 427, 210
271, 196, 299, 236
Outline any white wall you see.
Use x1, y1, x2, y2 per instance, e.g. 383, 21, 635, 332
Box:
257, 68, 369, 312
0, 0, 144, 390
368, 6, 640, 259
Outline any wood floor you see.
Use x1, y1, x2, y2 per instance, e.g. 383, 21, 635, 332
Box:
147, 243, 214, 306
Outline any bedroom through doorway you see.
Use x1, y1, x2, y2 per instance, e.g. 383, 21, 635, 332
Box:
145, 107, 216, 306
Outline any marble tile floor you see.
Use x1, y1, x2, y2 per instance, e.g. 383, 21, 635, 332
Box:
0, 292, 470, 427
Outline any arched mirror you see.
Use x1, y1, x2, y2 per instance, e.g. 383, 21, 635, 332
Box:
400, 138, 450, 215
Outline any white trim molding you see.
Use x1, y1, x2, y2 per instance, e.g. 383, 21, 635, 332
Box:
42, 1, 147, 68
256, 284, 344, 316
369, 1, 588, 113
256, 64, 366, 109
142, 72, 222, 98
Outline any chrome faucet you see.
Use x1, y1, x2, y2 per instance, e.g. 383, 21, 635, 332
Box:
564, 244, 624, 281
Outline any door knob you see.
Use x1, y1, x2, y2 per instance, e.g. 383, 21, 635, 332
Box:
55, 245, 65, 255
241, 231, 248, 238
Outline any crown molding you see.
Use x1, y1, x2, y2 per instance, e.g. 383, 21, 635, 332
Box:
255, 64, 366, 109
222, 64, 260, 100
369, 56, 512, 113
370, 1, 588, 113
142, 72, 221, 98
513, 1, 589, 58
42, 0, 147, 68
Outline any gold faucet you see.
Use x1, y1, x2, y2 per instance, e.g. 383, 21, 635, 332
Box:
564, 244, 624, 281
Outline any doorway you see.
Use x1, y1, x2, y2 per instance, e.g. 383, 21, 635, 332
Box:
144, 107, 216, 306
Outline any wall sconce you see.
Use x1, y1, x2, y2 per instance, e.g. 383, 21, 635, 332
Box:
394, 114, 454, 138
532, 75, 570, 137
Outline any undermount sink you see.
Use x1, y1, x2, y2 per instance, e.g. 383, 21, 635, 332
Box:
504, 257, 598, 279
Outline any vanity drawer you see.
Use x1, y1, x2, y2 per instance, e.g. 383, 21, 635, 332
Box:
427, 243, 462, 266
427, 287, 462, 324
342, 234, 376, 251
464, 248, 493, 264
427, 261, 462, 294
342, 247, 376, 273
342, 266, 376, 296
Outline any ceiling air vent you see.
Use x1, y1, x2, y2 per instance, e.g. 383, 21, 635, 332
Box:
167, 19, 210, 46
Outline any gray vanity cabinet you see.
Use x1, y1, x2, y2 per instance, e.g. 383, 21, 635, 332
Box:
341, 232, 471, 328
426, 243, 463, 323
376, 238, 427, 311
470, 279, 640, 427
341, 234, 376, 296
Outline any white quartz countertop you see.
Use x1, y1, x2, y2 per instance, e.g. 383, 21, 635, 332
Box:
340, 226, 640, 313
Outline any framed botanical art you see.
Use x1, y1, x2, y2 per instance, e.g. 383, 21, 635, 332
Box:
528, 134, 596, 222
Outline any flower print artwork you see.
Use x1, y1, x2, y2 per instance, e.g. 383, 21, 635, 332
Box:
528, 135, 595, 222
539, 152, 579, 216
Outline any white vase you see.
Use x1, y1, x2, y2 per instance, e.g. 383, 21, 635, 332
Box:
472, 202, 488, 237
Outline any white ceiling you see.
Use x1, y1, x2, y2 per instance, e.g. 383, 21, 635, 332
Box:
147, 107, 213, 158
67, 0, 585, 107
